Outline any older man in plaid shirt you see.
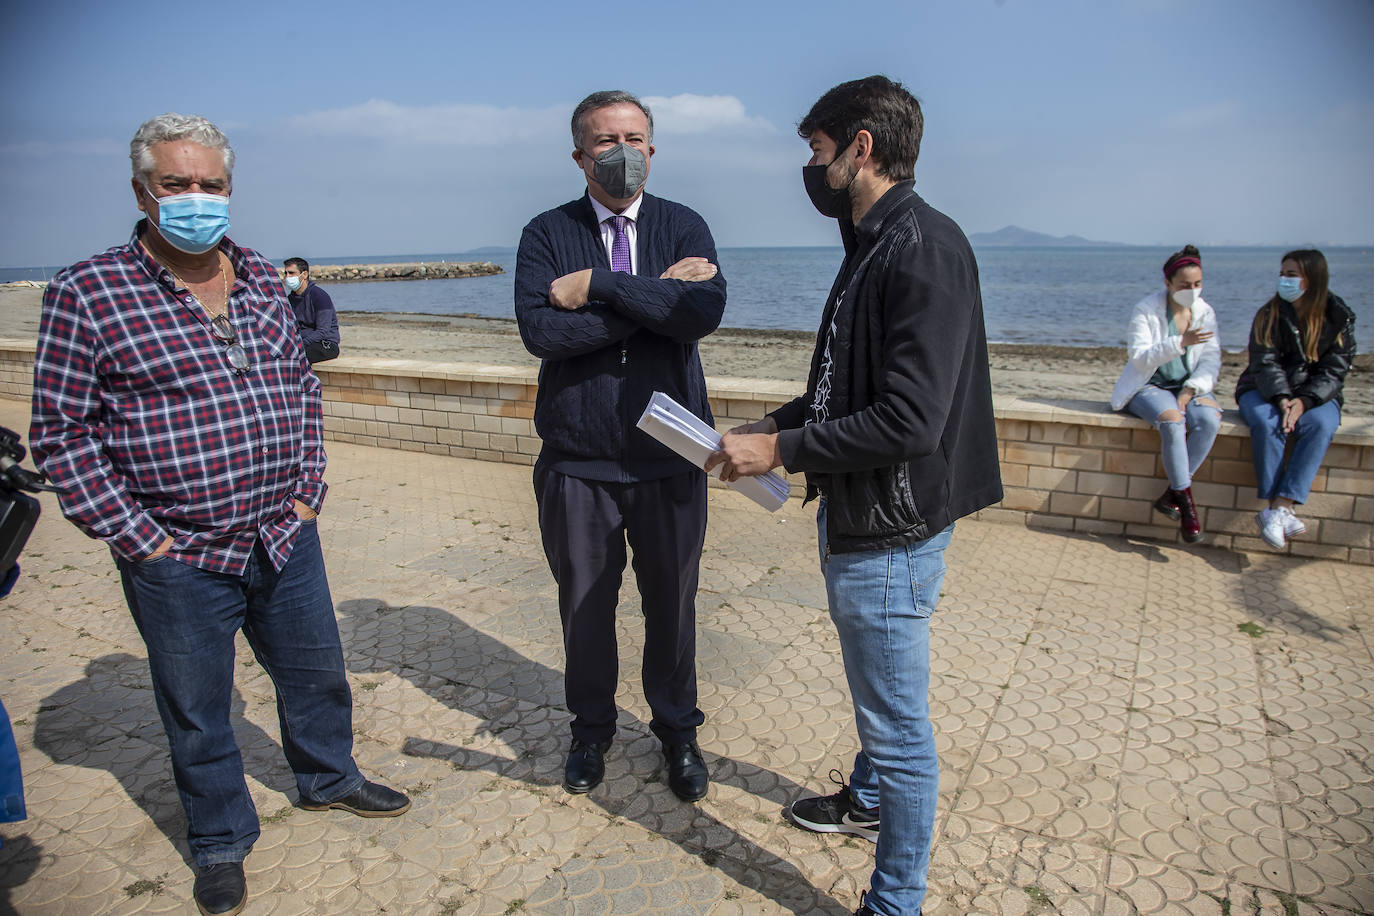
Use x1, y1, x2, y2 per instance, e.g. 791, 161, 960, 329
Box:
29, 113, 407, 916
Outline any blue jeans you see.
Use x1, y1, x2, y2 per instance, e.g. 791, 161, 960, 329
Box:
1125, 385, 1221, 490
818, 504, 953, 916
117, 521, 362, 867
1, 696, 24, 836
1237, 389, 1341, 504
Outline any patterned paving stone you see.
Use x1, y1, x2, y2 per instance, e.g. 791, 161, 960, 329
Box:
1103, 856, 1260, 915
929, 813, 1106, 915
955, 743, 1120, 848
1285, 836, 1374, 913
1054, 537, 1153, 589
1120, 710, 1279, 803
1135, 632, 1265, 732
932, 613, 1032, 689
1112, 768, 1289, 889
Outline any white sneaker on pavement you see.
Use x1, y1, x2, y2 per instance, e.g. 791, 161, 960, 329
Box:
1281, 507, 1307, 538
1257, 507, 1286, 549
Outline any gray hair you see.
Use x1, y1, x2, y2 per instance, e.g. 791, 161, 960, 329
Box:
570, 90, 653, 150
130, 113, 235, 187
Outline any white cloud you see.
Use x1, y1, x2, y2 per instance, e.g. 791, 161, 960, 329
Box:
641, 94, 775, 135
281, 94, 774, 149
289, 99, 567, 146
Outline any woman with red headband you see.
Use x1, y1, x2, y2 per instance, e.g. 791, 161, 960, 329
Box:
1235, 249, 1356, 549
1110, 244, 1222, 542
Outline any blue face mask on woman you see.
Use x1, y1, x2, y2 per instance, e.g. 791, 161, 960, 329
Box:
1277, 275, 1304, 303
144, 185, 231, 254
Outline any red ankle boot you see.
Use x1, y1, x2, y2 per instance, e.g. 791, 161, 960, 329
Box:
1153, 488, 1181, 520
1175, 487, 1202, 543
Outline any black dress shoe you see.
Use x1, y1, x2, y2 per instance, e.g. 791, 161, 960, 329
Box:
194, 861, 246, 916
299, 780, 411, 817
664, 741, 709, 802
564, 739, 612, 794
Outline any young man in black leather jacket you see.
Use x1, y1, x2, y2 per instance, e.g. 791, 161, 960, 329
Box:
708, 76, 1001, 916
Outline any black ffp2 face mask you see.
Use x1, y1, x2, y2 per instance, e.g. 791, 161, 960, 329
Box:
802, 152, 856, 219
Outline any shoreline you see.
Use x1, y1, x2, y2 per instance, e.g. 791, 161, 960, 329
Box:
3, 289, 1369, 414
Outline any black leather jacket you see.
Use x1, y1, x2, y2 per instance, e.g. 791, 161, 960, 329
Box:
1235, 293, 1356, 409
769, 183, 1003, 554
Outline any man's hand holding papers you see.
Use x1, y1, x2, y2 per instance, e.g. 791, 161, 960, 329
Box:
705, 417, 783, 483
635, 392, 789, 511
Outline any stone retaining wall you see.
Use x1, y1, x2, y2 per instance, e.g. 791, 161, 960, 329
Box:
1, 341, 1369, 564
302, 261, 503, 282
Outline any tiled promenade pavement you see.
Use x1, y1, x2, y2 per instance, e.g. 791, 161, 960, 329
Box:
0, 395, 1370, 916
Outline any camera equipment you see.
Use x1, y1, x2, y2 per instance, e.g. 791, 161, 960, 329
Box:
0, 426, 60, 584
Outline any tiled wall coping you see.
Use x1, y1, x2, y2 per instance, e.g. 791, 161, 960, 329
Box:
1, 342, 1369, 563
994, 393, 1374, 444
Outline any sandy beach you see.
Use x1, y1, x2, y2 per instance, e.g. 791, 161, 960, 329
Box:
3, 285, 1369, 415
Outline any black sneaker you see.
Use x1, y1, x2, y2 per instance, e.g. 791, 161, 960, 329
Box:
855, 890, 917, 915
784, 769, 879, 842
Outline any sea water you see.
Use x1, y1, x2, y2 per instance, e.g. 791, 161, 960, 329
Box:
7, 246, 1370, 351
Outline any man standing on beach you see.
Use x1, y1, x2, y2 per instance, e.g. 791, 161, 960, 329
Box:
29, 113, 408, 916
515, 90, 725, 802
282, 257, 341, 363
706, 76, 1002, 915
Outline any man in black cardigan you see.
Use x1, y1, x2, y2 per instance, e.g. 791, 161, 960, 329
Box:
514, 90, 725, 802
708, 76, 1002, 916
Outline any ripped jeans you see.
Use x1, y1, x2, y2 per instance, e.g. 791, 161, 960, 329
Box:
1126, 384, 1221, 490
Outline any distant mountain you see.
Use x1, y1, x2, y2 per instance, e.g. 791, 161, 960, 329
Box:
969, 225, 1125, 247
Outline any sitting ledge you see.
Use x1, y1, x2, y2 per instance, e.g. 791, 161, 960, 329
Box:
0, 344, 1367, 564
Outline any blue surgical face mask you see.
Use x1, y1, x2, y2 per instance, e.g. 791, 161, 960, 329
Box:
1277, 275, 1304, 303
284, 275, 302, 292
143, 185, 230, 254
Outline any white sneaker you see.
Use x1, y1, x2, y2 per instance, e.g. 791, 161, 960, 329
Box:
1281, 507, 1307, 538
1257, 507, 1286, 549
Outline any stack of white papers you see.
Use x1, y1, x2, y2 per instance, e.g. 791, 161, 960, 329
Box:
636, 391, 791, 512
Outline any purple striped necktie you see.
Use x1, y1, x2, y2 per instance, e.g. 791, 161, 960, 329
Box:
608, 215, 631, 273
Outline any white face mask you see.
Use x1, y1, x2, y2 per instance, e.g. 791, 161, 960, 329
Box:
284, 275, 302, 292
1171, 287, 1201, 307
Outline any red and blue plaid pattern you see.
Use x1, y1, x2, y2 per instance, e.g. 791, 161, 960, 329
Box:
30, 224, 328, 575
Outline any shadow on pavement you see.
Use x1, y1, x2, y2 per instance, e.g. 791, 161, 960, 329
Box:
1238, 554, 1350, 642
336, 597, 851, 915
31, 652, 297, 868
0, 834, 42, 910
1083, 529, 1349, 641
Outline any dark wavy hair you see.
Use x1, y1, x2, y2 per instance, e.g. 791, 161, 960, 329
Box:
1252, 249, 1334, 363
797, 75, 923, 181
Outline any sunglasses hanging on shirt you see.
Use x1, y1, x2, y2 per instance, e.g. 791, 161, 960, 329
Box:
210, 315, 250, 374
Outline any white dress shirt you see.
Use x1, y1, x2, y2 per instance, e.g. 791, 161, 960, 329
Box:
588, 194, 643, 276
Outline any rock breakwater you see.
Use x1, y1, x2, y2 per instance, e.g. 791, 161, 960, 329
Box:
304, 262, 503, 283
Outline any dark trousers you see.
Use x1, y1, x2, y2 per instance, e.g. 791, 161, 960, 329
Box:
534, 466, 707, 747
117, 522, 362, 867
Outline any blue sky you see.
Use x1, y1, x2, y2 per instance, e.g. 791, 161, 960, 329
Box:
2, 0, 1371, 267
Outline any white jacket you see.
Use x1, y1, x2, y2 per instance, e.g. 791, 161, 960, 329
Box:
1110, 290, 1222, 411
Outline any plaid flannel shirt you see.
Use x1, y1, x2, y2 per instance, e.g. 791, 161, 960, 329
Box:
30, 223, 327, 575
